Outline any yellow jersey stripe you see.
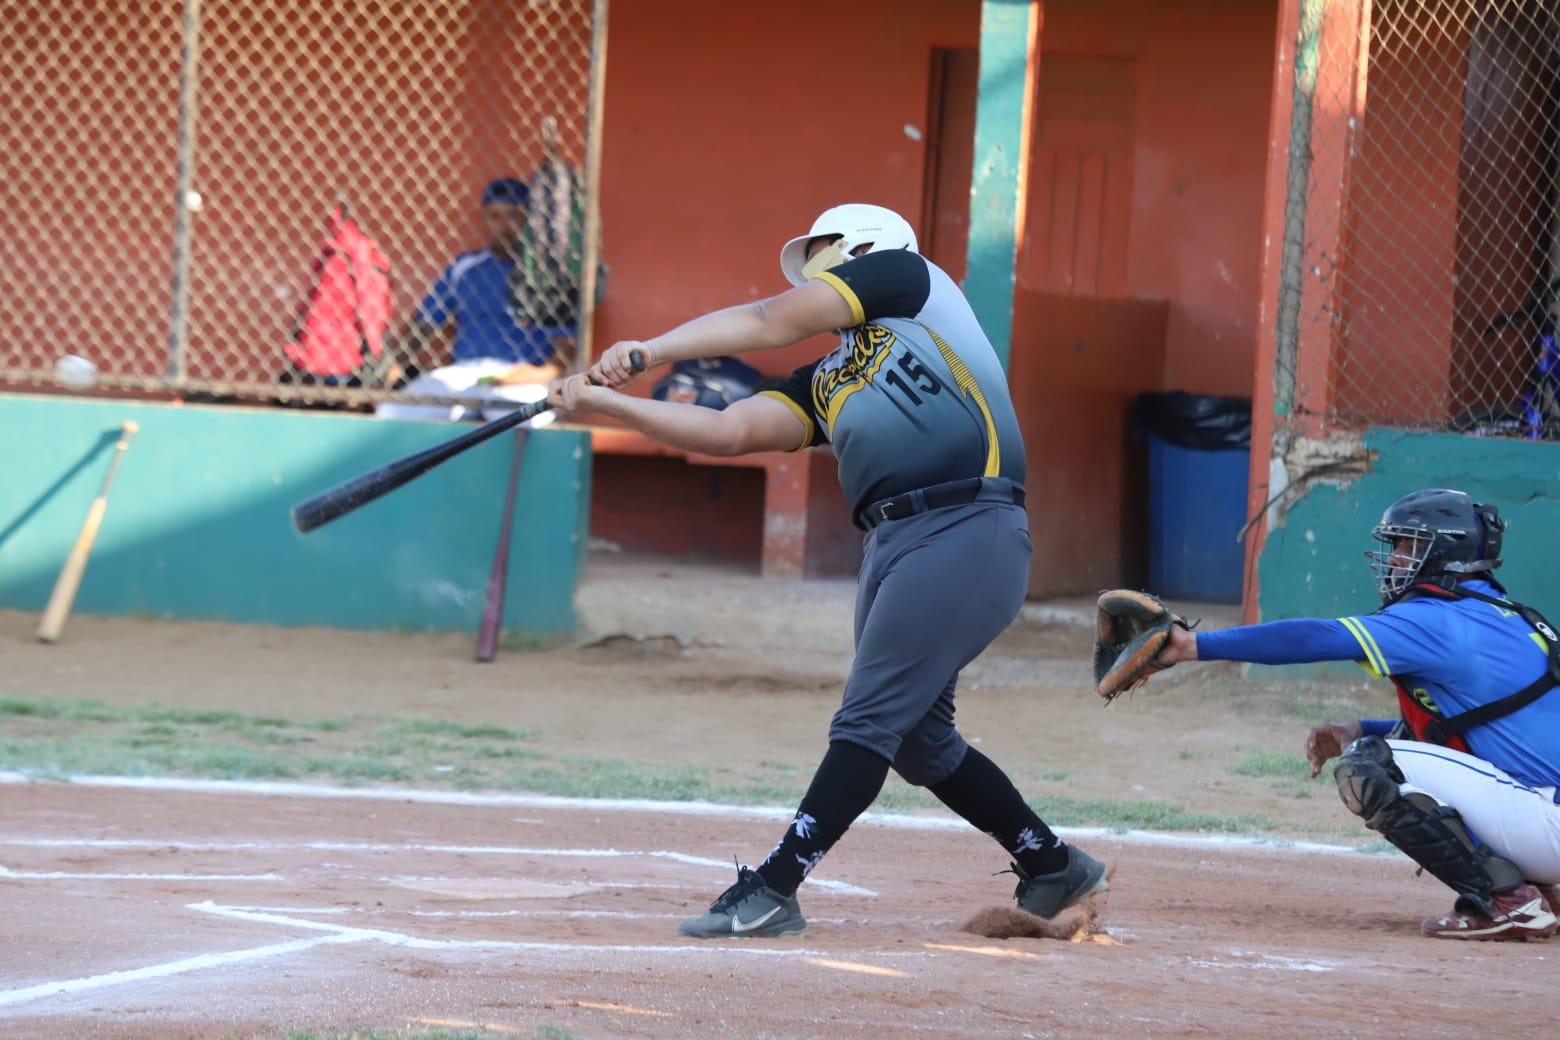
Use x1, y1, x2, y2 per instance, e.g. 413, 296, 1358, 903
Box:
919, 322, 1000, 477
756, 390, 816, 453
813, 271, 865, 326
1338, 617, 1384, 676
1339, 617, 1390, 678
1356, 622, 1393, 678
1532, 632, 1550, 654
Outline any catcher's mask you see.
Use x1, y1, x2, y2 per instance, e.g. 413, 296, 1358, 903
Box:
1366, 488, 1504, 604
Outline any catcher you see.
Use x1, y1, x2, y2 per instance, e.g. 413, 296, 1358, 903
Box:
1099, 489, 1560, 940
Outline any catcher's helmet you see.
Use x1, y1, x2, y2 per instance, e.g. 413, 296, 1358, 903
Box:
1366, 488, 1505, 604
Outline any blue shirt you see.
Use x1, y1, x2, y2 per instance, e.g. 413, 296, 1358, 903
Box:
1198, 580, 1560, 788
417, 249, 572, 365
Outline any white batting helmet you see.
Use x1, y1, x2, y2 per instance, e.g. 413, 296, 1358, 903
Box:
778, 203, 919, 286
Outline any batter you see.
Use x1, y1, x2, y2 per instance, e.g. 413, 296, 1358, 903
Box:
549, 203, 1108, 938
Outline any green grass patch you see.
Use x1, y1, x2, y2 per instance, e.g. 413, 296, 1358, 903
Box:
395, 718, 535, 741
0, 696, 61, 718
1027, 794, 1279, 833
0, 697, 123, 723
0, 696, 533, 788
276, 1027, 582, 1039
0, 693, 1300, 839
1230, 749, 1320, 781
280, 1031, 508, 1040
501, 757, 721, 801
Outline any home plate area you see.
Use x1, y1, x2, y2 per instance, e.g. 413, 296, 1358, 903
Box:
2, 776, 1557, 1039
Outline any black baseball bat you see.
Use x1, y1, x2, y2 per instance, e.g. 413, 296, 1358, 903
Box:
291, 351, 642, 533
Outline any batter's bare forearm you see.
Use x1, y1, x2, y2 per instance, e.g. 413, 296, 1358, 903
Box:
643, 282, 853, 368
590, 392, 750, 456
644, 304, 780, 366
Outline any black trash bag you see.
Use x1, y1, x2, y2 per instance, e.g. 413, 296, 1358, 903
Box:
1132, 391, 1252, 451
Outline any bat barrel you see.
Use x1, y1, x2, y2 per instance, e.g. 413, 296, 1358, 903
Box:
291, 352, 641, 534
291, 397, 547, 533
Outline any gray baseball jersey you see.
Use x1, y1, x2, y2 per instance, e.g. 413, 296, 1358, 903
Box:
758, 250, 1027, 526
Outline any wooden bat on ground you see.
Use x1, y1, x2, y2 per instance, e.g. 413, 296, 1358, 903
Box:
38, 420, 139, 644
291, 351, 642, 534
474, 429, 528, 662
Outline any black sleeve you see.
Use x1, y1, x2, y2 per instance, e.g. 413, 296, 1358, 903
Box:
756, 360, 826, 448
812, 249, 931, 325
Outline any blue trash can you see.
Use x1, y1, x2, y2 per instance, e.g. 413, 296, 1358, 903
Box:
1137, 393, 1252, 604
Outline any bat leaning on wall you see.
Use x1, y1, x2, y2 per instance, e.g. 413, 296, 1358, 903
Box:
38, 420, 139, 644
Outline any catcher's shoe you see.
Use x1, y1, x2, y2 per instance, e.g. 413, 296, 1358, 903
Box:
677, 864, 806, 939
1421, 883, 1558, 941
1010, 845, 1109, 919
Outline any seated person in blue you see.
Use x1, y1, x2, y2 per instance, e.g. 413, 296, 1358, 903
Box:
379, 178, 573, 421
1154, 489, 1560, 942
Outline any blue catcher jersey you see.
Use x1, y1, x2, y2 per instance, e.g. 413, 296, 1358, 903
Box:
1342, 579, 1560, 788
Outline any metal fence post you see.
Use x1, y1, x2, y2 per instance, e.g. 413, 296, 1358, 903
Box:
167, 0, 202, 385
576, 0, 610, 372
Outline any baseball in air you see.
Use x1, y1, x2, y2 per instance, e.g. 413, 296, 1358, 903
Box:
54, 355, 98, 391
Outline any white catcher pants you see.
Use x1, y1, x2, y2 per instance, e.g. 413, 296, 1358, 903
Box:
1389, 739, 1560, 884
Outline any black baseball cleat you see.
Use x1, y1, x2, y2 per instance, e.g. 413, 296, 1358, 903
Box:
1010, 845, 1109, 918
677, 864, 807, 939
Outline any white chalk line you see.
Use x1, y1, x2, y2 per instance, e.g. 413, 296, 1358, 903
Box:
189, 904, 910, 929
146, 903, 919, 928
382, 875, 689, 891
410, 908, 682, 920
0, 865, 281, 882
0, 898, 920, 1012
0, 838, 877, 896
1187, 948, 1343, 974
220, 905, 354, 915
191, 901, 834, 958
407, 909, 903, 927
0, 771, 1379, 858
0, 933, 360, 1010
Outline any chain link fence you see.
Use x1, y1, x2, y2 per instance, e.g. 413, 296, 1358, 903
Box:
1276, 0, 1560, 441
0, 0, 604, 412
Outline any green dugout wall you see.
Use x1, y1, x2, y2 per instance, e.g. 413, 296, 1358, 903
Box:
0, 395, 589, 639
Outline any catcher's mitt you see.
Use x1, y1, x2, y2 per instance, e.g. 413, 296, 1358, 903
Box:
1093, 589, 1193, 703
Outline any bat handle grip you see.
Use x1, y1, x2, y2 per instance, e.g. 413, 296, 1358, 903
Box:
584, 348, 648, 387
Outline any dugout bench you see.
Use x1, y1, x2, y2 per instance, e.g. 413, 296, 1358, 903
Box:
587, 426, 862, 578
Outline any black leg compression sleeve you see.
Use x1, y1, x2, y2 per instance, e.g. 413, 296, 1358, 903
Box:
928, 747, 1068, 876
1334, 736, 1524, 916
758, 740, 890, 897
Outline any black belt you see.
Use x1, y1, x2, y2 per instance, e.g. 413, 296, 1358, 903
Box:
862, 478, 1024, 529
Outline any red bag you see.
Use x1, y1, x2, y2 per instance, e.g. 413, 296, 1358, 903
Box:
282, 207, 392, 378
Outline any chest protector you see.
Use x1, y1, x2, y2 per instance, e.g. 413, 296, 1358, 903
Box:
1392, 583, 1560, 749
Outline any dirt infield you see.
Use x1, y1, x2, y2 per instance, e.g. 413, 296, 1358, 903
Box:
3, 559, 1554, 1038
5, 776, 1559, 1040
0, 558, 1399, 842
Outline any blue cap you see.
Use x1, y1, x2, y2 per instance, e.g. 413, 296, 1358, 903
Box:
482, 177, 529, 208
